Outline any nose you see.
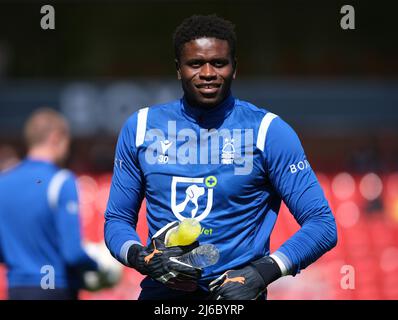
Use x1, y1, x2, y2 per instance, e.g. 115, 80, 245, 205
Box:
199, 63, 217, 80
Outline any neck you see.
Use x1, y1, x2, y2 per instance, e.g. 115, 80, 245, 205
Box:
28, 146, 56, 164
185, 92, 232, 110
185, 97, 217, 110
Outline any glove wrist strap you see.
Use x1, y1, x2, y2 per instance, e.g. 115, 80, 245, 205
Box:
127, 244, 144, 269
251, 256, 282, 287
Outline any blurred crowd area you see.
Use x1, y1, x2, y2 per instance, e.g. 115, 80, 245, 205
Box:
0, 82, 397, 301
1, 171, 397, 299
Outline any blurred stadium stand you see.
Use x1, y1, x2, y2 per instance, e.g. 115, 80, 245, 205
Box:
1, 172, 397, 300
1, 80, 398, 174
1, 80, 398, 136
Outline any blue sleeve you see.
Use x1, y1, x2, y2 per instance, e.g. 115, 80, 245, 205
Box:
104, 114, 145, 265
265, 117, 337, 276
55, 174, 98, 271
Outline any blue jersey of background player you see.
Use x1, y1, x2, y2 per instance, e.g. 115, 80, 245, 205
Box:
105, 15, 337, 300
0, 109, 97, 300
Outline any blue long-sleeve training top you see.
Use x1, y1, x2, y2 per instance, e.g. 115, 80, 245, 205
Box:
105, 93, 337, 284
0, 158, 97, 289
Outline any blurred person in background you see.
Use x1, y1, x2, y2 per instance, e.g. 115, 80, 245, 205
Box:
0, 108, 98, 300
104, 15, 337, 300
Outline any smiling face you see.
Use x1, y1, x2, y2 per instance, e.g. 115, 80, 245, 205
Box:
176, 37, 236, 109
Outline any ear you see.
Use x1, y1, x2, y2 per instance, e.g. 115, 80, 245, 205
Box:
49, 129, 68, 146
47, 130, 59, 144
175, 59, 181, 80
233, 58, 238, 80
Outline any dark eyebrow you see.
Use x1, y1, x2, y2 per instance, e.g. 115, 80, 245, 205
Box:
185, 58, 205, 64
185, 57, 230, 64
211, 58, 230, 63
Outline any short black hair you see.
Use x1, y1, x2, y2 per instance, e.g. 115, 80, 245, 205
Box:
173, 14, 237, 61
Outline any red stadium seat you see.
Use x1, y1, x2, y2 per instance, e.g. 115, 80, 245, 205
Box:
0, 265, 6, 300
3, 173, 396, 300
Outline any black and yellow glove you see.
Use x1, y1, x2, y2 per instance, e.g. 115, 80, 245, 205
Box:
209, 256, 281, 300
127, 221, 202, 292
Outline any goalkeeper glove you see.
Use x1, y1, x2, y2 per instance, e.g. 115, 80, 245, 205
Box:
209, 256, 281, 300
83, 242, 123, 291
127, 221, 202, 292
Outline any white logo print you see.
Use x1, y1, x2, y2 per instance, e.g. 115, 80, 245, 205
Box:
171, 176, 215, 222
158, 139, 172, 164
160, 140, 172, 154
221, 138, 235, 165
144, 122, 254, 175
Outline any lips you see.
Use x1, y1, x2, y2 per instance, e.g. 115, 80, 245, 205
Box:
195, 83, 221, 95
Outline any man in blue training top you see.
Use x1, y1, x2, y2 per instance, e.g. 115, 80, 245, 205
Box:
0, 109, 98, 300
104, 14, 337, 300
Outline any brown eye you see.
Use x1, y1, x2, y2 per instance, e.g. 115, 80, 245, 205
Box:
188, 60, 203, 68
213, 60, 228, 68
